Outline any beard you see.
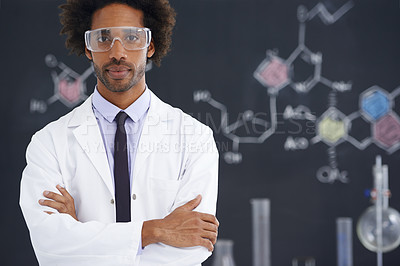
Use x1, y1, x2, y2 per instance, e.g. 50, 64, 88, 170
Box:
93, 58, 146, 93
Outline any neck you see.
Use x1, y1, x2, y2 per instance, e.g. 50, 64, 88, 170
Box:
96, 79, 146, 109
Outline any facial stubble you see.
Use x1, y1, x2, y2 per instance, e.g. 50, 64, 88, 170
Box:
93, 59, 147, 93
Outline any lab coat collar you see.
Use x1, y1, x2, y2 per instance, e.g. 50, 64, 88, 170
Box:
92, 86, 151, 124
67, 89, 171, 127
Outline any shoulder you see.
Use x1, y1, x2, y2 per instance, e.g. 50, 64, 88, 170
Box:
31, 96, 92, 143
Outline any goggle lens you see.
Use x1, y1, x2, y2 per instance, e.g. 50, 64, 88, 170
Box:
85, 26, 151, 52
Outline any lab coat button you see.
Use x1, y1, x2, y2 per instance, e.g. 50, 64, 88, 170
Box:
132, 194, 137, 200
110, 199, 114, 204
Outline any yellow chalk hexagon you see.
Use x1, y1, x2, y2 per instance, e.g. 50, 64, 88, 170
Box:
317, 108, 348, 145
319, 118, 345, 143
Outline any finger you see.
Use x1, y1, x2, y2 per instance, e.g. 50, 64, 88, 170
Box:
179, 195, 202, 211
39, 199, 67, 213
56, 185, 73, 201
44, 211, 54, 215
201, 230, 218, 245
201, 221, 219, 233
196, 212, 219, 226
198, 238, 214, 252
43, 191, 66, 204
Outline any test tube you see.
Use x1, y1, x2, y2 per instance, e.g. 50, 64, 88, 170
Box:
251, 198, 271, 266
336, 217, 353, 266
383, 165, 389, 209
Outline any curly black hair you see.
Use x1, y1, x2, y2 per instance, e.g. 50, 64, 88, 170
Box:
59, 0, 176, 66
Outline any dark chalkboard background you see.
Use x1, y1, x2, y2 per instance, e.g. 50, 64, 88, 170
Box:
2, 0, 400, 265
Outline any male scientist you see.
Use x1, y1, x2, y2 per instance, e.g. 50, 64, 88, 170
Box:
19, 0, 219, 265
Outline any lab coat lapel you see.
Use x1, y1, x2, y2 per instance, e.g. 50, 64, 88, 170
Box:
133, 91, 170, 181
69, 96, 114, 196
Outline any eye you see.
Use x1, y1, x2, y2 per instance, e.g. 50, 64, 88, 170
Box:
125, 35, 139, 42
97, 36, 110, 43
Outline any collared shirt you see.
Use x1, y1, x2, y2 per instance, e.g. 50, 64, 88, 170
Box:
92, 86, 151, 192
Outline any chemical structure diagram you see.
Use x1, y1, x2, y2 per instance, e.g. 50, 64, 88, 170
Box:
30, 54, 94, 113
194, 1, 400, 184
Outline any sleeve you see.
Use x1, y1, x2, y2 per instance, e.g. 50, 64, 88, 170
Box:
19, 133, 142, 266
138, 126, 219, 266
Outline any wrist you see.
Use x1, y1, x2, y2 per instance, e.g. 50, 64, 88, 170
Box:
142, 219, 163, 247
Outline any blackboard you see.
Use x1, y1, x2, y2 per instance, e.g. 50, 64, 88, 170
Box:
2, 0, 400, 265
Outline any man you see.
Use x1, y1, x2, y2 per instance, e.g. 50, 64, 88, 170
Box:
19, 1, 219, 265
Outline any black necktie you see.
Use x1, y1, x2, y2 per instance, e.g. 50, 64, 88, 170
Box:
114, 111, 131, 222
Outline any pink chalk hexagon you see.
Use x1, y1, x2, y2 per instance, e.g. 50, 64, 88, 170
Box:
58, 78, 82, 104
254, 57, 289, 89
374, 113, 400, 148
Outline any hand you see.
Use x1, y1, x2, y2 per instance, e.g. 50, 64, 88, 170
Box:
39, 185, 79, 221
142, 195, 219, 251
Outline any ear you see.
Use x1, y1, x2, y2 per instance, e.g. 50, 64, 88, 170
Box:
85, 47, 93, 61
147, 40, 155, 59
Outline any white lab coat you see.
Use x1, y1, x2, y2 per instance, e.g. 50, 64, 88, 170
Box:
20, 90, 219, 266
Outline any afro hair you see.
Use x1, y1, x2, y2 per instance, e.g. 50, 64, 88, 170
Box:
59, 0, 176, 66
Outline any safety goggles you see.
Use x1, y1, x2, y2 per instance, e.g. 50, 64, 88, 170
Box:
84, 26, 151, 52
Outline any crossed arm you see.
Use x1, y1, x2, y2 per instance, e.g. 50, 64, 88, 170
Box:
39, 185, 219, 251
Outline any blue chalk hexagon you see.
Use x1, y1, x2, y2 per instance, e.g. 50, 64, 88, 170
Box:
360, 87, 391, 122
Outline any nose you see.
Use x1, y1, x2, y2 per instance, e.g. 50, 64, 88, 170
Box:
108, 38, 127, 61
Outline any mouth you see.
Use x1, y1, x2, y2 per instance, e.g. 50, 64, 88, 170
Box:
106, 66, 131, 80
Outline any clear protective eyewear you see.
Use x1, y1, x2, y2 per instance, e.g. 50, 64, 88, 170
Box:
85, 26, 151, 52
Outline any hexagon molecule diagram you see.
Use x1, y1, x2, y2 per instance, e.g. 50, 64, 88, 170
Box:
254, 55, 290, 93
317, 107, 349, 146
358, 86, 400, 153
373, 113, 400, 151
360, 86, 391, 122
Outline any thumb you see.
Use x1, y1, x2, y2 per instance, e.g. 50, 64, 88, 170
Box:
180, 195, 202, 211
